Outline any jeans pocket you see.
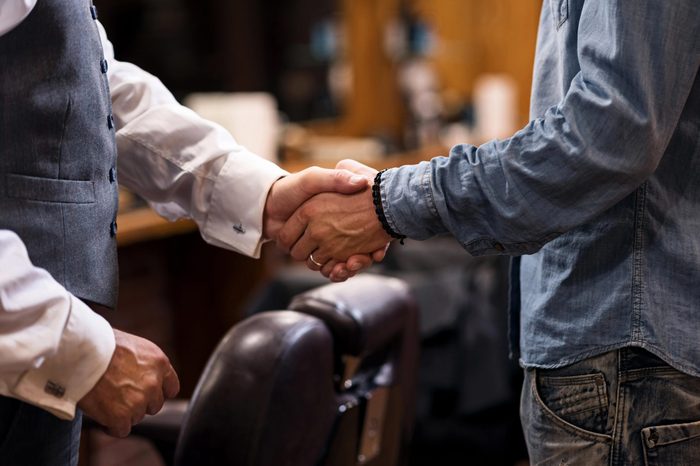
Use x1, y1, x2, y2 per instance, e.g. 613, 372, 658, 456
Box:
642, 420, 700, 466
550, 0, 569, 29
537, 372, 609, 435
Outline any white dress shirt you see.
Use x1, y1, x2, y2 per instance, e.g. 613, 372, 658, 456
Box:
0, 1, 287, 420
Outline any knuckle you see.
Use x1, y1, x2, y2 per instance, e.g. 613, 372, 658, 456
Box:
133, 392, 147, 409
291, 248, 307, 262
298, 204, 313, 222
310, 225, 330, 242
277, 231, 292, 249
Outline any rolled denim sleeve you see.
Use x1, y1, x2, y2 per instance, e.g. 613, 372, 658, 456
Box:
383, 1, 700, 256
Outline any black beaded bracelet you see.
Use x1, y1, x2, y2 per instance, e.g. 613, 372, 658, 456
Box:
372, 169, 406, 245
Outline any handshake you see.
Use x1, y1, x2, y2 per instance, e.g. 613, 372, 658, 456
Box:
79, 160, 399, 439
263, 159, 395, 281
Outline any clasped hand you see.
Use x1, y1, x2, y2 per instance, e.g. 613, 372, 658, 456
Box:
263, 160, 392, 281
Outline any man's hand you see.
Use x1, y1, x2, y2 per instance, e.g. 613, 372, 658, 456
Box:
263, 166, 367, 239
263, 166, 382, 280
314, 160, 389, 281
276, 162, 392, 266
78, 329, 180, 438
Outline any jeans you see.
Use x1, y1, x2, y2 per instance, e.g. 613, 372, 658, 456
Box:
0, 396, 81, 466
521, 347, 700, 465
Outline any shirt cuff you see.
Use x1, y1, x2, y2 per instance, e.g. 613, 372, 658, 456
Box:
10, 296, 116, 420
201, 148, 288, 258
381, 162, 447, 240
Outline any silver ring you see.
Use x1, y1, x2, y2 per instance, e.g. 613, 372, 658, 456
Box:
308, 253, 323, 267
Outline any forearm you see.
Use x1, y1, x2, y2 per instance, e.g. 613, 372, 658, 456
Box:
383, 1, 700, 256
98, 22, 287, 257
0, 230, 115, 419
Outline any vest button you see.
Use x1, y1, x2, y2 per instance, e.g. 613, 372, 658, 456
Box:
110, 221, 118, 237
494, 242, 505, 252
107, 114, 115, 130
90, 5, 98, 20
100, 59, 109, 74
109, 167, 116, 183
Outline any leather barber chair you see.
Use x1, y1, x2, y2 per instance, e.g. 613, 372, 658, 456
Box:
131, 274, 419, 466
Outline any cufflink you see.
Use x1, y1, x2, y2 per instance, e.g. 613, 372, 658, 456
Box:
44, 381, 66, 399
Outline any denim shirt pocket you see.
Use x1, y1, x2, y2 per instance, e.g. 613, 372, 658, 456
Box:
550, 0, 569, 29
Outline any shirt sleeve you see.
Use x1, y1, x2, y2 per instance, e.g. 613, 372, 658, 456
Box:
382, 1, 700, 256
0, 230, 116, 420
97, 23, 287, 258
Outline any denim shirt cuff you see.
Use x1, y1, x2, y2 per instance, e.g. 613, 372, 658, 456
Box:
380, 162, 447, 240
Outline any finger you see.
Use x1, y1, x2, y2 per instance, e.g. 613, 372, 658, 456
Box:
371, 243, 390, 262
289, 229, 319, 262
131, 404, 147, 426
329, 265, 350, 282
329, 262, 348, 279
299, 166, 368, 197
336, 159, 378, 178
162, 365, 180, 399
321, 260, 338, 278
345, 254, 373, 273
146, 387, 165, 415
307, 252, 325, 272
276, 207, 310, 252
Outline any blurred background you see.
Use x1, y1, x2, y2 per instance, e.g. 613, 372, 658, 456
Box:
89, 0, 542, 465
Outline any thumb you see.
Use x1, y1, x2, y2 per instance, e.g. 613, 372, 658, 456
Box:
336, 159, 379, 178
298, 166, 369, 196
333, 169, 370, 194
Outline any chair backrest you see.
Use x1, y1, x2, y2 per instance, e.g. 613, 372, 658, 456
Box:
174, 275, 419, 466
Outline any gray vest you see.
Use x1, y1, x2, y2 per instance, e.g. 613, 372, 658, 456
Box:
0, 0, 119, 307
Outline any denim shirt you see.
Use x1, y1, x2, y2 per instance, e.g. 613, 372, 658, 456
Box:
381, 1, 700, 375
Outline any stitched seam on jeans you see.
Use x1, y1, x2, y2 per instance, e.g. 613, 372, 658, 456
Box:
532, 369, 611, 442
653, 421, 700, 447
630, 182, 648, 342
540, 373, 603, 386
621, 366, 684, 382
611, 350, 625, 465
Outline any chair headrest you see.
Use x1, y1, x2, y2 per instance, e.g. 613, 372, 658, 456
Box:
175, 311, 337, 466
288, 274, 414, 356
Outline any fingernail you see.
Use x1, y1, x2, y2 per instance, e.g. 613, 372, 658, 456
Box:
350, 175, 365, 184
349, 262, 363, 272
337, 270, 348, 279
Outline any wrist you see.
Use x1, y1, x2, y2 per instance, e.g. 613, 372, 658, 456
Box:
262, 175, 286, 240
372, 170, 406, 244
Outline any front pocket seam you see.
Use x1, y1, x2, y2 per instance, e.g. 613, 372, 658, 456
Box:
533, 370, 612, 442
540, 373, 603, 386
643, 420, 700, 448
